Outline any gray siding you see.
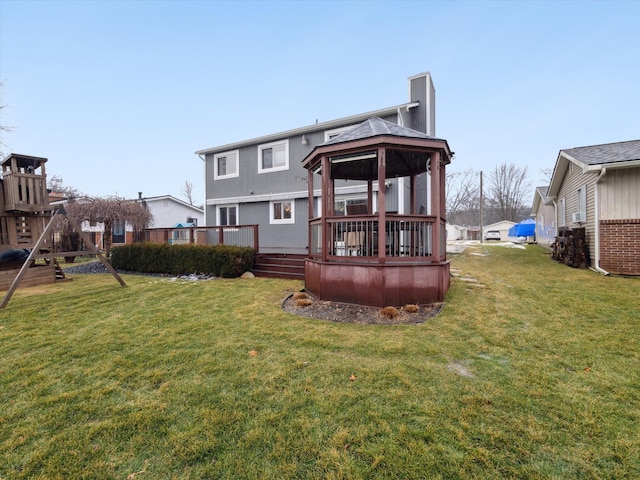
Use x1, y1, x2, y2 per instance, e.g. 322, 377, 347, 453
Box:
240, 199, 309, 253
205, 112, 399, 203
408, 73, 434, 135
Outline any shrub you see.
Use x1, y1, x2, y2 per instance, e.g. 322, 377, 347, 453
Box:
295, 298, 313, 307
293, 292, 308, 300
111, 243, 255, 278
380, 306, 400, 319
404, 304, 419, 313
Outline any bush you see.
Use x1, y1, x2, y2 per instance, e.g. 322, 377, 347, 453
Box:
380, 306, 400, 319
404, 304, 419, 313
111, 243, 255, 278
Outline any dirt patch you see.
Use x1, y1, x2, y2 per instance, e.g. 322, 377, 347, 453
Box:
282, 292, 443, 325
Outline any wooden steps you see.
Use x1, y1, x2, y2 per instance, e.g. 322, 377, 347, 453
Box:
253, 253, 306, 280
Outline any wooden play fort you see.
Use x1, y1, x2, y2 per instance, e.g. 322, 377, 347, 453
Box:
0, 154, 124, 309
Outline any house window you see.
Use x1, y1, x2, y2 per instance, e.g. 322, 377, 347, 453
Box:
112, 219, 126, 244
258, 140, 289, 173
270, 200, 295, 224
577, 186, 587, 221
559, 197, 566, 226
217, 205, 238, 226
214, 150, 239, 180
334, 197, 367, 216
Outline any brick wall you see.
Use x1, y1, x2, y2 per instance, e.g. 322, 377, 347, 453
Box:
599, 219, 640, 275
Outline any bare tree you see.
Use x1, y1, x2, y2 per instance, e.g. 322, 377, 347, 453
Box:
180, 180, 195, 205
0, 81, 14, 157
539, 167, 554, 184
64, 196, 153, 256
47, 174, 83, 199
446, 168, 479, 225
486, 163, 531, 222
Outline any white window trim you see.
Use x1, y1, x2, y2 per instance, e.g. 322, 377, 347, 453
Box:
559, 197, 566, 227
217, 204, 239, 226
258, 139, 289, 174
324, 125, 356, 142
270, 200, 295, 224
577, 185, 587, 217
213, 150, 239, 180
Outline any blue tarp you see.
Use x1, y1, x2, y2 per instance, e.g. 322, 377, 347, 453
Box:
508, 218, 535, 237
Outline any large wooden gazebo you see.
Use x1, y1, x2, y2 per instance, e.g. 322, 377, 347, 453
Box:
302, 117, 453, 307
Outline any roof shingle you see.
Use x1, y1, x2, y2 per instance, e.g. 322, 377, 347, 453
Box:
322, 117, 443, 146
562, 139, 640, 166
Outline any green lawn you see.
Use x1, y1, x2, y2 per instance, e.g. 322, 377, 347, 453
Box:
1, 245, 638, 479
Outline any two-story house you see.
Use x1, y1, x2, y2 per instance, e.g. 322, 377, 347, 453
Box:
195, 72, 437, 254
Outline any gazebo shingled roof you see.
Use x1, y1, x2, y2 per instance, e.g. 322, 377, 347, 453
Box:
322, 116, 446, 146
303, 117, 453, 181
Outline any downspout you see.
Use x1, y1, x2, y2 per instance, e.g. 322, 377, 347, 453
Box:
198, 153, 207, 226
591, 168, 610, 275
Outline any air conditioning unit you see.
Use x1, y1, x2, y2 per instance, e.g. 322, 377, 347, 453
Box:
571, 212, 584, 223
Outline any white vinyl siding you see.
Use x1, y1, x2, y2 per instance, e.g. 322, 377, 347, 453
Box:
214, 150, 239, 180
258, 140, 289, 174
599, 167, 640, 220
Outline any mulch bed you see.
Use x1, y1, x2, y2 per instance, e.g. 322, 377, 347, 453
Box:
281, 292, 443, 325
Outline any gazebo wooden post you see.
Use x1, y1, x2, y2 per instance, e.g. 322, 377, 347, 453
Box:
430, 151, 443, 262
377, 147, 387, 261
410, 174, 418, 214
307, 166, 314, 257
321, 155, 330, 262
307, 167, 314, 220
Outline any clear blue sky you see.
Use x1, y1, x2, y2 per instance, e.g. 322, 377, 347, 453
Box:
1, 0, 638, 203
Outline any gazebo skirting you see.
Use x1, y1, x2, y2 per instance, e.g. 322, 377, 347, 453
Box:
304, 259, 450, 308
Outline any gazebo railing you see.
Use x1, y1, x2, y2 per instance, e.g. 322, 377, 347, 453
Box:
310, 214, 435, 260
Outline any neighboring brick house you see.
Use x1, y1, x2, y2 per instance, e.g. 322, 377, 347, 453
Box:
547, 139, 640, 275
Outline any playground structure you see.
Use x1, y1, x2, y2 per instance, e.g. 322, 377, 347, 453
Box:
0, 154, 124, 309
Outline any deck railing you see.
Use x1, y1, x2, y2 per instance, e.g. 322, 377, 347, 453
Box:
310, 214, 436, 261
143, 225, 259, 251
2, 172, 50, 211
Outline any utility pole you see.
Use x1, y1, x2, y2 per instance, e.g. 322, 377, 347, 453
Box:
479, 170, 484, 243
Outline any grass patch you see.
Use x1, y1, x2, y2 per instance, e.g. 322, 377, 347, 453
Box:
1, 245, 639, 479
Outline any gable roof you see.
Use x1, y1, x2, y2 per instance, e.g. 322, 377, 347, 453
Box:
194, 102, 419, 156
548, 139, 640, 198
483, 220, 516, 230
531, 185, 552, 213
322, 116, 444, 146
142, 195, 203, 213
561, 139, 640, 167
